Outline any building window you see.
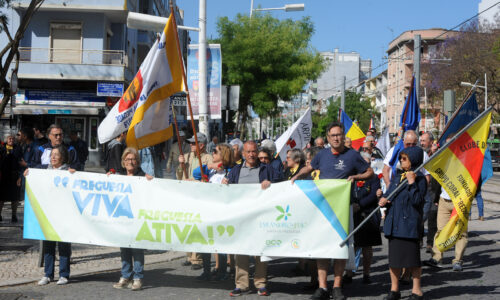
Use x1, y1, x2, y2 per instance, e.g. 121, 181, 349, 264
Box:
50, 22, 82, 63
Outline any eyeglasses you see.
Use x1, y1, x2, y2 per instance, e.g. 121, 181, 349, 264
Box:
16, 133, 21, 136
327, 133, 343, 138
124, 158, 137, 162
400, 156, 409, 161
51, 133, 63, 137
213, 148, 218, 154
190, 142, 197, 145
404, 142, 417, 147
360, 147, 371, 152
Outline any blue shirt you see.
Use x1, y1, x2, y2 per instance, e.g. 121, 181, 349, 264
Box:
310, 148, 369, 179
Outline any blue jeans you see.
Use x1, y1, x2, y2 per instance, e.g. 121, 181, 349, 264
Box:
352, 247, 362, 272
476, 191, 484, 217
120, 248, 144, 279
43, 241, 71, 279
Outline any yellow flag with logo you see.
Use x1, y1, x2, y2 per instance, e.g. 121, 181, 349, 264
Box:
123, 12, 184, 149
424, 110, 491, 252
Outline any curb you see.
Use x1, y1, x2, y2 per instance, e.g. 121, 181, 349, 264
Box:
0, 252, 186, 288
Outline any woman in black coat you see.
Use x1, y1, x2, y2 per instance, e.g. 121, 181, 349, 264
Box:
379, 146, 427, 300
351, 151, 382, 284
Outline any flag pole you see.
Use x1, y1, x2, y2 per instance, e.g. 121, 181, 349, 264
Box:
340, 105, 493, 247
170, 1, 206, 181
171, 102, 189, 179
438, 79, 479, 144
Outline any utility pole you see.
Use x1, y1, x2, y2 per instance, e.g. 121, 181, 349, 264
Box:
341, 76, 345, 111
424, 87, 427, 132
198, 0, 209, 137
414, 34, 421, 129
485, 73, 488, 111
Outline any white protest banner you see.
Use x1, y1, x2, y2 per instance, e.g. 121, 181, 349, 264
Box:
24, 169, 350, 259
275, 108, 312, 161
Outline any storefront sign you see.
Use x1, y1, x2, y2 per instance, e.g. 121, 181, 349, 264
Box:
97, 83, 124, 97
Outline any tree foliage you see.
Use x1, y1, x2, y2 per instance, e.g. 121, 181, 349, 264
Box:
421, 18, 500, 112
312, 91, 376, 138
212, 13, 325, 129
0, 0, 44, 116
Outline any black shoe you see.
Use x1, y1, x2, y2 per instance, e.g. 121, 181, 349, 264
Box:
11, 215, 18, 223
310, 288, 329, 300
196, 271, 212, 281
191, 264, 203, 270
383, 291, 401, 300
423, 258, 443, 269
408, 293, 424, 300
362, 274, 371, 284
181, 260, 192, 266
342, 274, 353, 284
229, 288, 250, 297
212, 271, 229, 281
332, 287, 345, 300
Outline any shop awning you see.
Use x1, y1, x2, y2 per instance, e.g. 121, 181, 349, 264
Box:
12, 105, 100, 115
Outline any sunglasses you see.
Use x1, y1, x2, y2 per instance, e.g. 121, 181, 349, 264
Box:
213, 148, 218, 154
400, 156, 409, 161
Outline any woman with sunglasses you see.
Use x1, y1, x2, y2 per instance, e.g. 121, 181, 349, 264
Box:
192, 143, 235, 281
378, 146, 427, 300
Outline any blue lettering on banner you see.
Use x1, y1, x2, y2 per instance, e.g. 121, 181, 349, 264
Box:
60, 178, 135, 219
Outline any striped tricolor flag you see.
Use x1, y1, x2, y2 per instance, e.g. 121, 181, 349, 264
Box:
339, 109, 365, 150
424, 109, 492, 252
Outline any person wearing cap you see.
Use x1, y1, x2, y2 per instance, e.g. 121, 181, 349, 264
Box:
260, 139, 284, 182
166, 131, 190, 179
178, 132, 213, 269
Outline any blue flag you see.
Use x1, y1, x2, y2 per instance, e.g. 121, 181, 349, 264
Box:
438, 92, 493, 183
399, 76, 421, 131
439, 93, 479, 145
388, 76, 420, 176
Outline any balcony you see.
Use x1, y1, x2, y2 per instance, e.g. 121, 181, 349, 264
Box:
17, 47, 134, 82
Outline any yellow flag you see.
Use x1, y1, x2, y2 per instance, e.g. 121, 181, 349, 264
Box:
125, 12, 184, 149
424, 111, 491, 252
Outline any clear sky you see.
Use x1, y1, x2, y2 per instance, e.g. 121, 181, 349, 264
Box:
178, 0, 486, 76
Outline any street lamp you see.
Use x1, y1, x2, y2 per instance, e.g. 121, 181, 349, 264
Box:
460, 74, 487, 111
250, 1, 304, 17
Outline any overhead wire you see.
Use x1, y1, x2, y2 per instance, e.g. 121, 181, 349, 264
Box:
316, 1, 500, 100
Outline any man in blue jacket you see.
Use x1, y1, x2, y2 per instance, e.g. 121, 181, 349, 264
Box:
223, 141, 273, 297
32, 124, 79, 170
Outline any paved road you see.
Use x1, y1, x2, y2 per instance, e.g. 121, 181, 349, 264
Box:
0, 173, 499, 299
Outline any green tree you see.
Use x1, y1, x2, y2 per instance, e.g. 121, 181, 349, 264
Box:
312, 91, 377, 138
213, 13, 325, 133
0, 0, 44, 116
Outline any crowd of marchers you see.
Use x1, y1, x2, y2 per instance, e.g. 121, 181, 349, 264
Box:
0, 122, 484, 300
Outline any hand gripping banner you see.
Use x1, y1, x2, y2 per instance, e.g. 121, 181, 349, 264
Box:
24, 169, 350, 259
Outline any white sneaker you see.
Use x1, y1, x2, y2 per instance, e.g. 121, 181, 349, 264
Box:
38, 277, 51, 285
56, 277, 68, 285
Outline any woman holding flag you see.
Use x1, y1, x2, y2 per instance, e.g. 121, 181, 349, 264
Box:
379, 146, 427, 300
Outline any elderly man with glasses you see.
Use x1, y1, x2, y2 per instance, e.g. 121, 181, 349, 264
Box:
32, 124, 79, 170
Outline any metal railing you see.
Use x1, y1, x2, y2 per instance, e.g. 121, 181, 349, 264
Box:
18, 47, 126, 66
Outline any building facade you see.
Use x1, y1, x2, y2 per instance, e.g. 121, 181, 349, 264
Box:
0, 0, 186, 166
313, 49, 372, 103
386, 29, 457, 134
362, 70, 387, 130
